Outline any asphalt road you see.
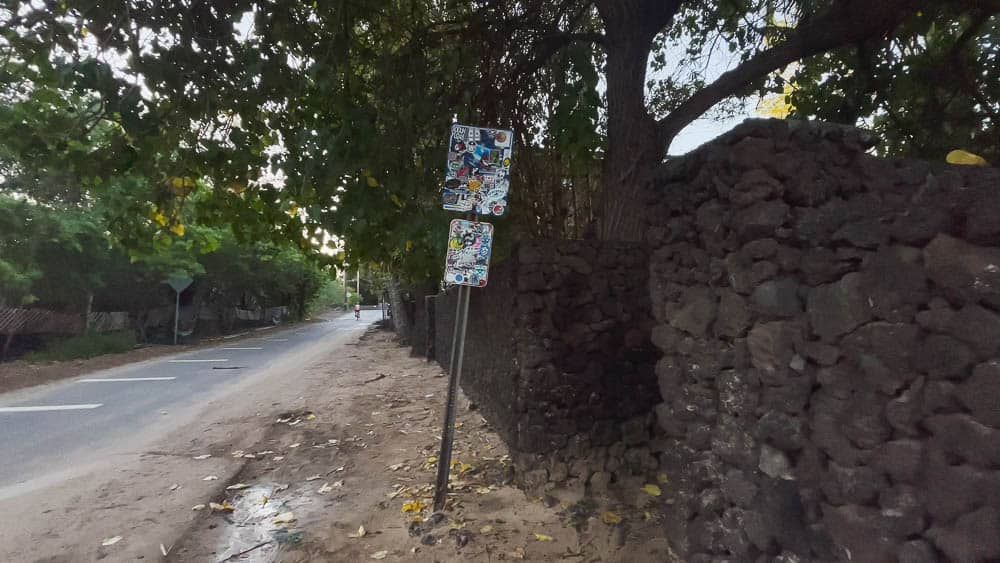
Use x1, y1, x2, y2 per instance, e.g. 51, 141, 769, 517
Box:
0, 310, 378, 492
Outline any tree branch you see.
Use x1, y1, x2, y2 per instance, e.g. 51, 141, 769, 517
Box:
656, 0, 929, 143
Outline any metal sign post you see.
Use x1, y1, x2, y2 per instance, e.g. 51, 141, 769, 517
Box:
432, 282, 471, 510
432, 123, 511, 512
165, 273, 193, 345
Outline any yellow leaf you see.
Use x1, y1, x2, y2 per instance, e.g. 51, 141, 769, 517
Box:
533, 532, 554, 542
458, 462, 473, 475
642, 484, 662, 497
401, 500, 426, 513
405, 240, 414, 252
272, 511, 296, 524
390, 194, 403, 208
657, 473, 669, 484
480, 525, 494, 534
366, 176, 379, 188
601, 511, 623, 524
946, 149, 989, 166
371, 551, 389, 560
170, 224, 185, 237
349, 525, 367, 538
306, 413, 316, 420
427, 456, 438, 464
153, 211, 168, 227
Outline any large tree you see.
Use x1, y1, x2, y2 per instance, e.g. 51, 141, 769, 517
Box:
2, 0, 990, 268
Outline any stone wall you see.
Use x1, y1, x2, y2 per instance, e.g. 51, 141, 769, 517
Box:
431, 240, 659, 490
647, 119, 1000, 562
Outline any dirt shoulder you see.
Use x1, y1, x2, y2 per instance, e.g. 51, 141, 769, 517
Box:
0, 321, 312, 396
168, 329, 677, 563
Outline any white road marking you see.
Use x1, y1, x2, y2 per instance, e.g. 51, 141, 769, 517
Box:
0, 404, 103, 413
221, 347, 263, 350
80, 377, 176, 382
168, 359, 229, 363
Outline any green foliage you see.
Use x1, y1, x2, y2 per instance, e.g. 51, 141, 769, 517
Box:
307, 278, 348, 316
23, 330, 136, 363
788, 8, 1000, 161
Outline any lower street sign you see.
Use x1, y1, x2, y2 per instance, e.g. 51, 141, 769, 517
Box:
443, 219, 493, 287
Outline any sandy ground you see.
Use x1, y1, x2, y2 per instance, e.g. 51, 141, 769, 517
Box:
168, 328, 678, 563
0, 325, 677, 563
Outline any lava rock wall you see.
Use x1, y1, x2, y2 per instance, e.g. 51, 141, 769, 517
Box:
647, 119, 1000, 562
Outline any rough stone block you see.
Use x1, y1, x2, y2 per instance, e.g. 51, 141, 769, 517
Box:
871, 440, 924, 484
714, 290, 751, 339
947, 304, 1000, 358
925, 413, 1000, 467
896, 540, 940, 563
914, 335, 975, 379
928, 507, 1000, 562
735, 200, 790, 240
823, 462, 885, 505
807, 273, 874, 341
956, 361, 1000, 428
756, 411, 805, 451
822, 504, 900, 563
751, 278, 803, 318
748, 321, 797, 375
924, 234, 1000, 308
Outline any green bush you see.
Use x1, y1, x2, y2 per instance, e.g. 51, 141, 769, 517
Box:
24, 331, 137, 362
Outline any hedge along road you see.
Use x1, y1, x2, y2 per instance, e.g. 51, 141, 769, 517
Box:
0, 310, 378, 498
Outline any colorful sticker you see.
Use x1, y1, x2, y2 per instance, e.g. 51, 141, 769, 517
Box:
443, 124, 514, 216
443, 219, 493, 287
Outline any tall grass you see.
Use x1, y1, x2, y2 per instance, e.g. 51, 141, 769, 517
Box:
23, 331, 137, 362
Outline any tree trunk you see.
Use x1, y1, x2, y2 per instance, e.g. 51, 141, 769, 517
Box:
597, 0, 671, 241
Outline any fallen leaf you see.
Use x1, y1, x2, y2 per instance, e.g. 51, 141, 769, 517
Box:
601, 511, 623, 525
257, 450, 274, 455
101, 536, 122, 547
274, 484, 289, 492
657, 473, 670, 484
401, 500, 426, 513
306, 413, 317, 420
160, 543, 170, 556
202, 475, 218, 481
273, 456, 285, 461
318, 483, 333, 494
192, 504, 206, 511
169, 483, 180, 491
305, 474, 322, 481
480, 525, 494, 534
272, 512, 296, 524
644, 511, 653, 521
510, 546, 526, 559
332, 480, 345, 487
231, 450, 245, 457
642, 484, 662, 497
371, 551, 389, 560
335, 465, 346, 472
193, 454, 211, 460
388, 463, 404, 471
349, 525, 367, 538
289, 443, 301, 448
242, 454, 257, 459
226, 483, 251, 490
533, 532, 554, 542
427, 456, 438, 464
210, 500, 235, 512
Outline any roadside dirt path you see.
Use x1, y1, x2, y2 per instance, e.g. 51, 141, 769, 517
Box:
168, 329, 676, 563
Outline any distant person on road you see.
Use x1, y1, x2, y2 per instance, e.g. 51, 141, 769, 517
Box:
354, 303, 361, 320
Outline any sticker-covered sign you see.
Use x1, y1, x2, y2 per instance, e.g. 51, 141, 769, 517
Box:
443, 124, 513, 216
443, 219, 493, 287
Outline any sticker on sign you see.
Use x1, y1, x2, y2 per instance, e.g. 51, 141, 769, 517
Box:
443, 219, 493, 287
442, 124, 513, 216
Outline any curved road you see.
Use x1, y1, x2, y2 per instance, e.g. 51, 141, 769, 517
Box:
0, 310, 378, 496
